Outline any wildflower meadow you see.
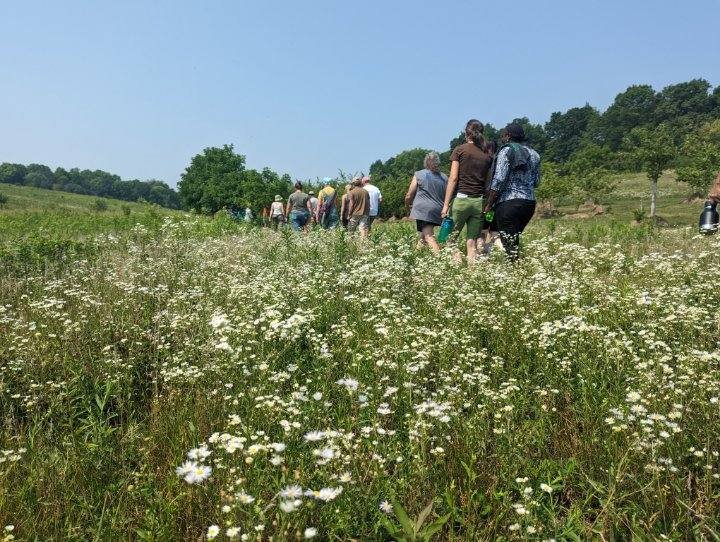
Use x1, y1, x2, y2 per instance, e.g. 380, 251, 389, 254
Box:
1, 216, 720, 540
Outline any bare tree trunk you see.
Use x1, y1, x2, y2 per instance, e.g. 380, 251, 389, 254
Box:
650, 179, 658, 219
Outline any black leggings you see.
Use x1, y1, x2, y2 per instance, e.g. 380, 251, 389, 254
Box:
494, 199, 536, 261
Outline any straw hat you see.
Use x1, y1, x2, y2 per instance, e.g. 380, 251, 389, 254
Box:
274, 195, 282, 202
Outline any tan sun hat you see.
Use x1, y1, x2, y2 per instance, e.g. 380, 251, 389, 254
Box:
274, 195, 282, 202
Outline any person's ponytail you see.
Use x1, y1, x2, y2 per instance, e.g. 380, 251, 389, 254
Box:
465, 119, 485, 149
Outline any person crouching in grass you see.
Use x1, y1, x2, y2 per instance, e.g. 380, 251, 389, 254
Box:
483, 123, 541, 262
346, 178, 371, 238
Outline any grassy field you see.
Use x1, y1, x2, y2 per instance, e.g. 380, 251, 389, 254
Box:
0, 183, 225, 276
0, 183, 164, 213
552, 170, 699, 226
1, 182, 719, 540
0, 182, 180, 244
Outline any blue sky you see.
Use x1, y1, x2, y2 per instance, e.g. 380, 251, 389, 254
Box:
1, 0, 719, 186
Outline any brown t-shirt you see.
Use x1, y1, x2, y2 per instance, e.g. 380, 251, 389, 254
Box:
450, 142, 493, 197
348, 187, 370, 216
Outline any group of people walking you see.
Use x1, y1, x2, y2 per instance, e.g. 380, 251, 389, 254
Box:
255, 119, 541, 262
263, 176, 383, 237
406, 119, 540, 262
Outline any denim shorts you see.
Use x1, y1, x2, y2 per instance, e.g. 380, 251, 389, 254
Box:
289, 210, 309, 231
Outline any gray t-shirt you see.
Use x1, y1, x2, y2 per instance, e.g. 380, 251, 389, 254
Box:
409, 169, 447, 224
288, 191, 310, 212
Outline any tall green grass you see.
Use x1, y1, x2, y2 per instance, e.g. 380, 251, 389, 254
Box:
1, 218, 719, 540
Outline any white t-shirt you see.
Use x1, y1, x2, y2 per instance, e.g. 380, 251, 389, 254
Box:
363, 183, 382, 217
270, 202, 284, 216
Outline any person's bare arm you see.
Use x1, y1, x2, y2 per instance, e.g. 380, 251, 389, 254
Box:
404, 176, 418, 211
314, 196, 321, 221
709, 171, 720, 204
441, 161, 459, 218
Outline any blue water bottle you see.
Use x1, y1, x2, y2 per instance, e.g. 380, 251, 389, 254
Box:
437, 217, 454, 243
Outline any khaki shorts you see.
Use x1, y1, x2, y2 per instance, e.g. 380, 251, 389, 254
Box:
348, 215, 369, 232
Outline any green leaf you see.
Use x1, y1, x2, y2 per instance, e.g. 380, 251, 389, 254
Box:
391, 496, 415, 538
421, 514, 451, 540
414, 501, 433, 531
380, 516, 400, 538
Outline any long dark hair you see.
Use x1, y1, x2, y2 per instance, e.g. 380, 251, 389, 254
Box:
465, 119, 485, 149
484, 139, 498, 156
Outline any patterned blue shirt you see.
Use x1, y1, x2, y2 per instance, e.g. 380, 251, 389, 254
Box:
489, 145, 541, 203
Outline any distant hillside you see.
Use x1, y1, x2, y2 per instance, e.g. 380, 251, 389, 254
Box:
0, 162, 181, 209
0, 182, 180, 215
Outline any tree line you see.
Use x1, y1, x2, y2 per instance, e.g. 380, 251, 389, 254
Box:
370, 78, 720, 218
3, 78, 719, 217
0, 162, 182, 209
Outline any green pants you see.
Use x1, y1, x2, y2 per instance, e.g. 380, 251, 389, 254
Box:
451, 196, 484, 240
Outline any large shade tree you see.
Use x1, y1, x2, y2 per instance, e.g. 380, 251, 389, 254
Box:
178, 145, 246, 214
594, 85, 658, 150
654, 79, 714, 144
178, 144, 291, 214
544, 104, 600, 163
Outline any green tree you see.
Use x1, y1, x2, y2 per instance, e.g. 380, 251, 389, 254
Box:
449, 131, 465, 151
654, 79, 712, 123
375, 177, 408, 219
676, 119, 720, 196
178, 144, 246, 213
623, 125, 676, 219
544, 104, 600, 162
594, 85, 658, 150
0, 163, 27, 185
655, 79, 714, 145
535, 162, 575, 203
564, 143, 617, 172
383, 148, 430, 180
561, 144, 618, 203
241, 168, 291, 214
24, 164, 55, 189
711, 85, 720, 117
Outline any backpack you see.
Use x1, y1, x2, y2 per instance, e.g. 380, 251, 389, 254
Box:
501, 143, 531, 172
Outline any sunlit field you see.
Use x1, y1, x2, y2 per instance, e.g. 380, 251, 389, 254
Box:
1, 202, 720, 541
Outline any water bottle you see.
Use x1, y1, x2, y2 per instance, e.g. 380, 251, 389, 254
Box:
437, 217, 454, 243
699, 200, 719, 235
485, 210, 495, 223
